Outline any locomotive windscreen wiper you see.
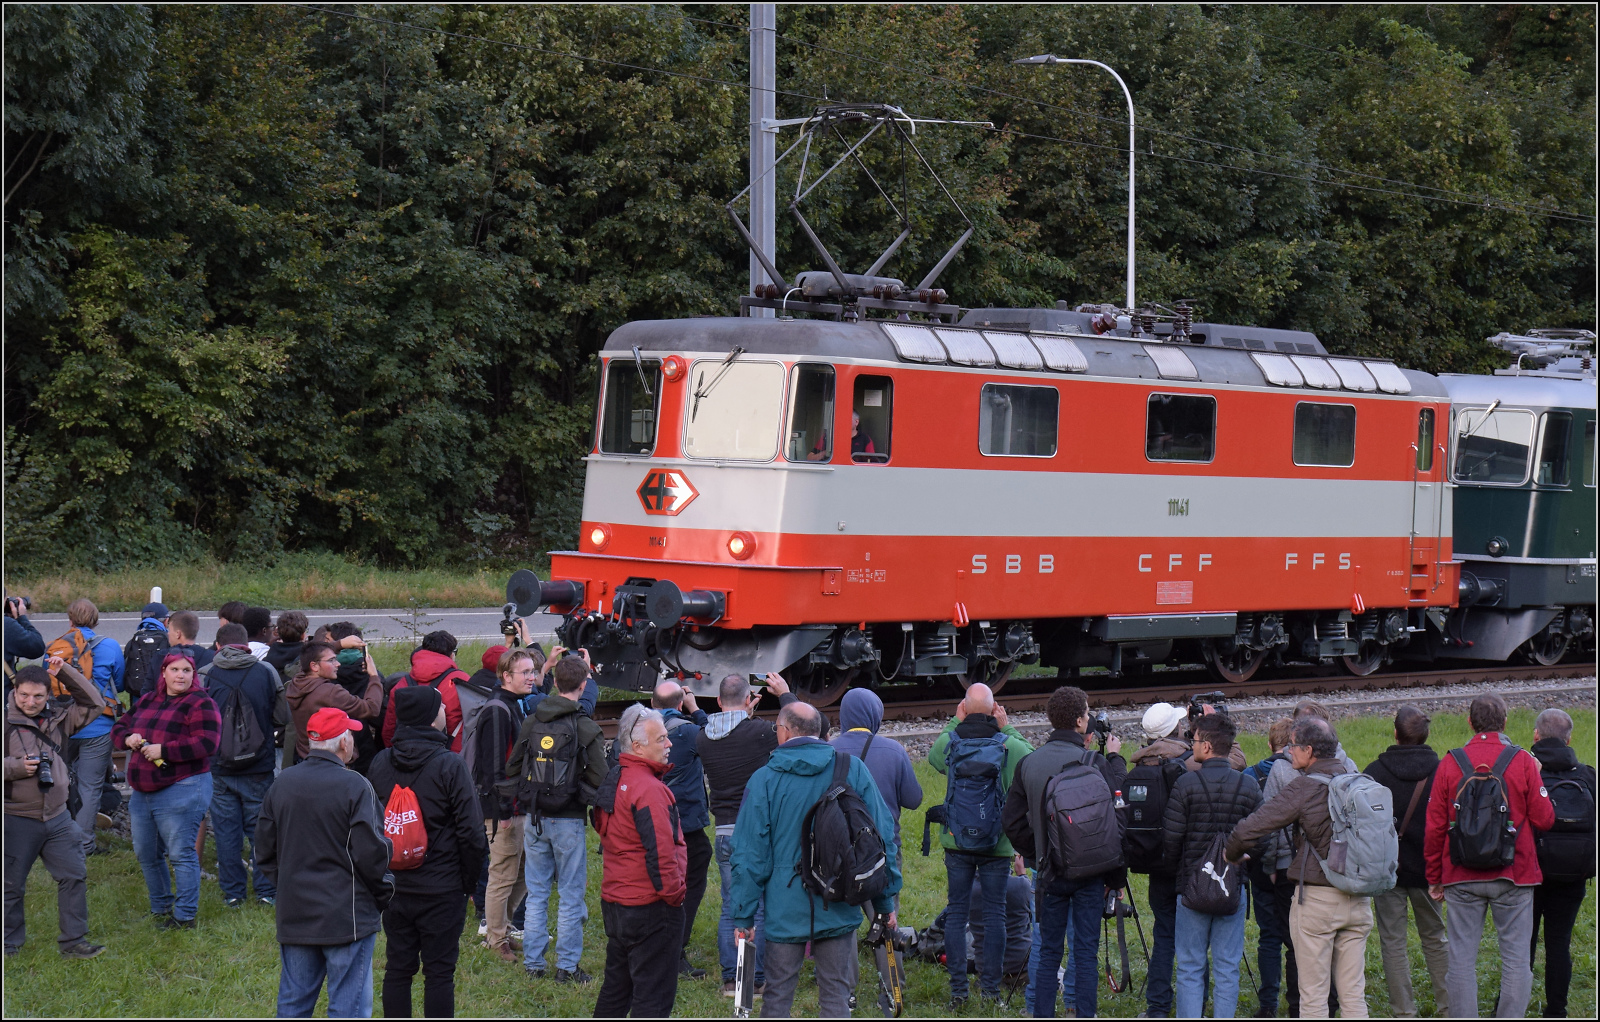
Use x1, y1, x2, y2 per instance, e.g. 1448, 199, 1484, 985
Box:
631, 345, 654, 398
1461, 399, 1501, 438
691, 346, 745, 421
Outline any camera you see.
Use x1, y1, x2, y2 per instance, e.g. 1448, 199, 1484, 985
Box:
499, 603, 519, 643
1087, 709, 1112, 745
35, 756, 54, 790
4, 594, 30, 616
1187, 691, 1230, 726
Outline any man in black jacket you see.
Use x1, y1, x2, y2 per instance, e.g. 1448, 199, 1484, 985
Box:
1161, 713, 1262, 1018
1001, 685, 1127, 1019
1363, 705, 1448, 1018
202, 641, 281, 908
471, 647, 535, 963
257, 707, 392, 1019
1530, 707, 1596, 1019
369, 686, 487, 1019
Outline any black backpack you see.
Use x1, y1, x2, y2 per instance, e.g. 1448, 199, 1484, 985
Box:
1448, 746, 1520, 870
1181, 831, 1242, 915
123, 627, 169, 698
1042, 746, 1126, 881
1121, 753, 1188, 873
799, 750, 891, 908
508, 712, 584, 818
1536, 765, 1597, 883
216, 680, 269, 769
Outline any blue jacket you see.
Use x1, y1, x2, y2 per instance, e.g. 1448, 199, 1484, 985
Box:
728, 737, 901, 943
830, 689, 922, 839
662, 706, 711, 833
70, 627, 124, 741
4, 614, 45, 668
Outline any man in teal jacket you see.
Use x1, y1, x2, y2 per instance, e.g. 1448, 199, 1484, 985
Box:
728, 701, 901, 1018
927, 682, 1034, 1005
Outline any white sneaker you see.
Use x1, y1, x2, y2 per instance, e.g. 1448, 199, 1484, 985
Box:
507, 927, 524, 941
477, 919, 488, 938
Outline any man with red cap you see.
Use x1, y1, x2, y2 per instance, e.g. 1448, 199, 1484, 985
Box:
257, 707, 393, 1019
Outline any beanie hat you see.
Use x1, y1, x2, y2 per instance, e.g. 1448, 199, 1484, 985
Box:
1141, 702, 1186, 740
395, 684, 444, 730
482, 645, 509, 673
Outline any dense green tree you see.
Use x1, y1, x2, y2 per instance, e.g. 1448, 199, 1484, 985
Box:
3, 4, 1592, 569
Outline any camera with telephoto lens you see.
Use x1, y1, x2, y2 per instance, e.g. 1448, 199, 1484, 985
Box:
34, 756, 54, 790
1188, 691, 1229, 725
499, 603, 519, 643
1087, 709, 1112, 746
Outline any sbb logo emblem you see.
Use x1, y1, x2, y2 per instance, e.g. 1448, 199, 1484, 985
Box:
637, 468, 699, 516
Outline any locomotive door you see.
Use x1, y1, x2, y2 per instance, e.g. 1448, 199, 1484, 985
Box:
1408, 408, 1442, 599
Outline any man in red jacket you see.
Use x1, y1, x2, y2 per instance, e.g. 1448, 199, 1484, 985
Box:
381, 632, 466, 752
1424, 694, 1554, 1019
593, 704, 687, 1018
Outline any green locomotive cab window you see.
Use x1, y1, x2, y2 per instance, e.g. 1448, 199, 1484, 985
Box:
1146, 393, 1216, 463
786, 364, 836, 462
979, 383, 1059, 457
1585, 419, 1597, 488
599, 357, 662, 455
1453, 407, 1535, 485
1536, 412, 1573, 486
1417, 408, 1435, 471
851, 375, 893, 463
1293, 402, 1356, 467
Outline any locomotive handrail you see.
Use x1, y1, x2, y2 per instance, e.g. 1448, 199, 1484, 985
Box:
554, 550, 844, 572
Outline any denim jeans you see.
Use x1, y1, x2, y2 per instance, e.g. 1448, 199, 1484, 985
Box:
129, 772, 213, 922
1176, 894, 1249, 1018
944, 851, 1010, 998
278, 933, 376, 1018
1035, 876, 1104, 1018
716, 828, 765, 984
1024, 907, 1074, 1015
522, 816, 588, 972
69, 732, 113, 857
211, 772, 276, 902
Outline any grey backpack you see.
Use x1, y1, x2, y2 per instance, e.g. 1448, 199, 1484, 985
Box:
1305, 772, 1398, 896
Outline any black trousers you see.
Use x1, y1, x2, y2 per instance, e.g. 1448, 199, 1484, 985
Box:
681, 828, 712, 953
594, 899, 684, 1018
1532, 879, 1589, 1018
382, 891, 467, 1018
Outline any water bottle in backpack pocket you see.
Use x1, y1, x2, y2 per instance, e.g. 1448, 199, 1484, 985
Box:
1448, 746, 1520, 871
1536, 768, 1597, 883
1042, 751, 1125, 881
941, 732, 1009, 852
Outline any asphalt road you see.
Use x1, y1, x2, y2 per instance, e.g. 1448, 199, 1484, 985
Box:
22, 608, 564, 647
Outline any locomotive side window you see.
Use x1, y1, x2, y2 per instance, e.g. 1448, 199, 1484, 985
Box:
1292, 402, 1356, 467
786, 364, 836, 462
1146, 393, 1216, 463
979, 384, 1058, 457
852, 375, 892, 463
1416, 408, 1435, 471
598, 358, 661, 455
1536, 411, 1573, 486
683, 360, 785, 461
1453, 407, 1535, 485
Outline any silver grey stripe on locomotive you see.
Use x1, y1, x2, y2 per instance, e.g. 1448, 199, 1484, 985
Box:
583, 459, 1449, 539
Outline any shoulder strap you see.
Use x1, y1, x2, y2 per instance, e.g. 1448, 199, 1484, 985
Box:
1490, 745, 1519, 781
831, 748, 850, 791
859, 732, 876, 762
1398, 778, 1429, 836
1450, 748, 1475, 780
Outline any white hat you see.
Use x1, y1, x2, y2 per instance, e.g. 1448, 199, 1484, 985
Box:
1141, 702, 1185, 740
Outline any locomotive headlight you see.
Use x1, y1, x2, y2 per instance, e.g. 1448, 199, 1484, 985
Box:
588, 524, 612, 551
727, 531, 756, 560
662, 355, 686, 382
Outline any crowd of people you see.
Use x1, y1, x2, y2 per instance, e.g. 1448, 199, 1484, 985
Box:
3, 593, 1596, 1020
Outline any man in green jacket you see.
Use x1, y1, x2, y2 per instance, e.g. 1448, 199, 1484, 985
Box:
728, 701, 901, 1018
927, 682, 1034, 1006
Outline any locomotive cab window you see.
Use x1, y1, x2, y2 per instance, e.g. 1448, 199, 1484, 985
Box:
1146, 393, 1216, 463
786, 364, 836, 462
1585, 419, 1597, 487
1453, 407, 1536, 485
684, 359, 785, 461
1293, 402, 1356, 467
1536, 411, 1573, 486
852, 375, 892, 463
1417, 408, 1435, 472
599, 357, 661, 455
979, 384, 1058, 457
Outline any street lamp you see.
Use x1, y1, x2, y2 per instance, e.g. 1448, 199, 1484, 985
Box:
1013, 54, 1136, 312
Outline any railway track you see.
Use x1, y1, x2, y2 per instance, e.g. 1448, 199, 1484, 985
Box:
592, 660, 1595, 738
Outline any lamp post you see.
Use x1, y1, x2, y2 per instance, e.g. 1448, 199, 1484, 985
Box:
1014, 54, 1136, 312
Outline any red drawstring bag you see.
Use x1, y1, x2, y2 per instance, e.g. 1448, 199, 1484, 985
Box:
384, 785, 428, 870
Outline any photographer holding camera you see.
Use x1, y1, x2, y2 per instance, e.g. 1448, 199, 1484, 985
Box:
4, 656, 108, 959
4, 594, 45, 673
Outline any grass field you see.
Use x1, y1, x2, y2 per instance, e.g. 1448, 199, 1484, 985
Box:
4, 708, 1593, 1018
4, 553, 509, 613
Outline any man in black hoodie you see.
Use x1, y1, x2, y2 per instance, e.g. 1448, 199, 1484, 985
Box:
369, 686, 486, 1018
1529, 707, 1596, 1019
202, 639, 281, 908
1363, 704, 1448, 1019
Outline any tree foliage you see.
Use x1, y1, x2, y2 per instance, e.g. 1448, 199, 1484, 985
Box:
4, 3, 1593, 569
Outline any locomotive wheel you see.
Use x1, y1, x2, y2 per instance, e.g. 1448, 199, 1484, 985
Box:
780, 662, 855, 707
1523, 625, 1571, 667
1203, 639, 1268, 684
959, 659, 1015, 695
1340, 641, 1386, 677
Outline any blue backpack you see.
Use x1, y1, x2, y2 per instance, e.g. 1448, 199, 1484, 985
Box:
941, 732, 1010, 852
